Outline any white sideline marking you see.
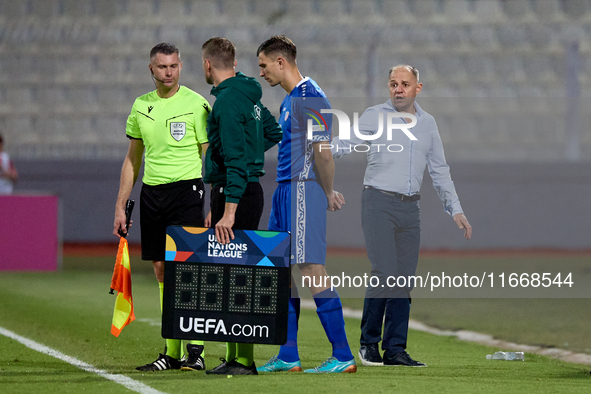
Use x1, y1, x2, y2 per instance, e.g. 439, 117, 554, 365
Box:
136, 318, 162, 327
0, 326, 166, 394
300, 299, 591, 366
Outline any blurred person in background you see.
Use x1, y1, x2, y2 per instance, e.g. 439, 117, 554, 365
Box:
0, 134, 18, 194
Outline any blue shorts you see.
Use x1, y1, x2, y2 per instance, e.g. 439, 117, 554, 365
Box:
268, 181, 327, 265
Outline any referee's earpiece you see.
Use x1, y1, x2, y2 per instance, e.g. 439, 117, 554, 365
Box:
149, 63, 164, 84
151, 72, 164, 84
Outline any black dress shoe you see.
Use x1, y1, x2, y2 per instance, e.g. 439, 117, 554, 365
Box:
358, 344, 383, 366
383, 351, 426, 367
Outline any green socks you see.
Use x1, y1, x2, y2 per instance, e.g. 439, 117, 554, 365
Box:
226, 342, 237, 361
159, 282, 205, 359
160, 282, 181, 359
226, 342, 254, 367
236, 343, 254, 367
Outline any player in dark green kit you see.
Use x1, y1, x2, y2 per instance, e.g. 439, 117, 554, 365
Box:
200, 37, 282, 375
114, 43, 210, 372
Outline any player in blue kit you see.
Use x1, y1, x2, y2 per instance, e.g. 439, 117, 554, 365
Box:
255, 35, 356, 374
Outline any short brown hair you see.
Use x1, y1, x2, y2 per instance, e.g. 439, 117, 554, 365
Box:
150, 43, 180, 60
202, 37, 236, 70
257, 35, 297, 63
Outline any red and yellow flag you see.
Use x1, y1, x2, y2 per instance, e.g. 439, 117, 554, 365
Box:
110, 237, 135, 337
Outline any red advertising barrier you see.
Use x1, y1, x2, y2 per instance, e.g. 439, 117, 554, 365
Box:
0, 194, 61, 271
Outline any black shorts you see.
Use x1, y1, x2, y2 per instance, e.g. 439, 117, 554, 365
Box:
210, 182, 264, 231
140, 178, 205, 261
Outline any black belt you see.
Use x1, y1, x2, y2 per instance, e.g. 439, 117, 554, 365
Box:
365, 186, 420, 202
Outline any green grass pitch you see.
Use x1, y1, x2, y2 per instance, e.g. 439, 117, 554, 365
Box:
0, 254, 589, 393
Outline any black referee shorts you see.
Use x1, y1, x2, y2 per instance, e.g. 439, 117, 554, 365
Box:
210, 182, 264, 231
140, 178, 205, 261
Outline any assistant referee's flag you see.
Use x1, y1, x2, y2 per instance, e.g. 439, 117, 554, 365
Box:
110, 237, 135, 337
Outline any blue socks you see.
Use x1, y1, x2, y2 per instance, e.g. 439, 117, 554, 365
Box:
278, 288, 353, 363
314, 288, 354, 362
277, 295, 301, 362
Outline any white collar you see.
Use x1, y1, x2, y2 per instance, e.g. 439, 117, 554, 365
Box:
295, 77, 309, 88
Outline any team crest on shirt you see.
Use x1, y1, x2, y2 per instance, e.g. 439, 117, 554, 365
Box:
253, 104, 261, 121
170, 122, 186, 141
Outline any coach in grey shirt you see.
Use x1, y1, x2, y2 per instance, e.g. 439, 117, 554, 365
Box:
332, 65, 471, 368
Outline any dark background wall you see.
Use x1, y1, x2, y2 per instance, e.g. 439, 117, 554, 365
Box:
12, 157, 591, 250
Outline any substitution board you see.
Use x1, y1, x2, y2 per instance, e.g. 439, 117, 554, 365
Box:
162, 226, 290, 344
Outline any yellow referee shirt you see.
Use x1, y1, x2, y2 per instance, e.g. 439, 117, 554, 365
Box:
126, 86, 210, 186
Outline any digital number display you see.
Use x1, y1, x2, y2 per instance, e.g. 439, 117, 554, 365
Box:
174, 263, 199, 310
172, 264, 281, 314
254, 268, 279, 314
228, 266, 253, 313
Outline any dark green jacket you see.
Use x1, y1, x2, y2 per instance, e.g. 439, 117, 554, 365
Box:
204, 72, 282, 204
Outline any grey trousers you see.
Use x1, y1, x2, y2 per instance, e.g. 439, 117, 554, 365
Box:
360, 187, 421, 354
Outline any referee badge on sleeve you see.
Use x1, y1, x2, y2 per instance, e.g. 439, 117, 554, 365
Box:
170, 122, 186, 141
